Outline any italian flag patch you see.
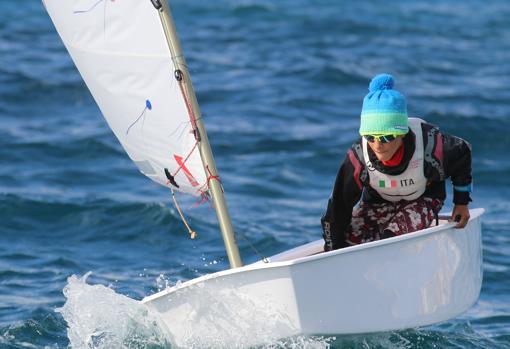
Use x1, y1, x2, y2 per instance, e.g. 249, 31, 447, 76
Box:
379, 180, 398, 188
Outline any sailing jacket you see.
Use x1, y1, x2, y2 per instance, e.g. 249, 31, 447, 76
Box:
321, 119, 472, 251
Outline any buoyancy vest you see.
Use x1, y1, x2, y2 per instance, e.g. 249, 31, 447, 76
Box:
362, 118, 427, 202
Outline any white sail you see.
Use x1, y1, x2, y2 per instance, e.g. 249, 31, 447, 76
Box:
43, 0, 207, 196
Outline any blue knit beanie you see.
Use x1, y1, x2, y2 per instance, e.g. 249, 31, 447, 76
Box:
359, 74, 408, 136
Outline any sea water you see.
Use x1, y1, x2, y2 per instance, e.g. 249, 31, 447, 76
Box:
1, 0, 509, 348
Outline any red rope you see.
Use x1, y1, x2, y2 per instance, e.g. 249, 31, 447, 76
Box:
173, 70, 217, 201
171, 71, 203, 189
205, 165, 223, 192
194, 192, 210, 207
177, 77, 199, 137
171, 140, 198, 178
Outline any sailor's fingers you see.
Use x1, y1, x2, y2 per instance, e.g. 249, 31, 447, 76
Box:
451, 205, 470, 229
455, 213, 470, 228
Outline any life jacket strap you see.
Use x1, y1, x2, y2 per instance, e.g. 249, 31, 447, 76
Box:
425, 127, 445, 181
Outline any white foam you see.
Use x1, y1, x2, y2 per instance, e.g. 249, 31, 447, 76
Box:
58, 273, 334, 349
57, 273, 173, 349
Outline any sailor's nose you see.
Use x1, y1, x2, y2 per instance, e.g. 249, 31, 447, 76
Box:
372, 140, 384, 149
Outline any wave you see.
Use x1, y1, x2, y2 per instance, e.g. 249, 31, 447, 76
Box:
0, 311, 66, 348
0, 193, 201, 241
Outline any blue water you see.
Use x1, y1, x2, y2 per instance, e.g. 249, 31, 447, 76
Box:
1, 0, 509, 348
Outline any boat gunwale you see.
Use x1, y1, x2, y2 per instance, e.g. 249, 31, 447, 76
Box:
142, 207, 484, 303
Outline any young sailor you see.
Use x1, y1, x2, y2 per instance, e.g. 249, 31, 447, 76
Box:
321, 73, 472, 251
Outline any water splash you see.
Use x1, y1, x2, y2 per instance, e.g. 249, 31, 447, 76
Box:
58, 273, 334, 349
57, 273, 174, 349
261, 336, 334, 349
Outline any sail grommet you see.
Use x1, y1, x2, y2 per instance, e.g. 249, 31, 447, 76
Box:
174, 69, 184, 81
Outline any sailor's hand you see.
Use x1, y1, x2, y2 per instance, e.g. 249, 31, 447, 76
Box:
451, 205, 470, 228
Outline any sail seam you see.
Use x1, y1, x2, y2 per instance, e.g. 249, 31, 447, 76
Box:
67, 46, 172, 59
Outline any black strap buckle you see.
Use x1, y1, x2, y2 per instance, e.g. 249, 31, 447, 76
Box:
150, 0, 162, 10
165, 168, 179, 188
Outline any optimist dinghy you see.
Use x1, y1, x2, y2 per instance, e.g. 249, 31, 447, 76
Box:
44, 0, 484, 338
143, 209, 483, 336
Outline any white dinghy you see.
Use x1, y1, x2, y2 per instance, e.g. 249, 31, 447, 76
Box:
44, 0, 484, 340
143, 209, 483, 337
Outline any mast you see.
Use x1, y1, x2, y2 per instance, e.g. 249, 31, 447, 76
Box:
154, 0, 243, 268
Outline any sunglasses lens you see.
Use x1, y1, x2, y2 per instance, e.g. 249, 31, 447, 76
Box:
364, 135, 397, 143
380, 135, 396, 143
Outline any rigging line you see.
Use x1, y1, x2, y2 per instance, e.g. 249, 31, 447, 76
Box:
193, 192, 210, 207
172, 69, 209, 194
169, 186, 197, 239
195, 183, 210, 196
175, 70, 199, 137
171, 58, 190, 71
171, 140, 199, 177
236, 231, 269, 263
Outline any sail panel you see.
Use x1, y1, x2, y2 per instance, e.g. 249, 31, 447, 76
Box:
44, 0, 207, 196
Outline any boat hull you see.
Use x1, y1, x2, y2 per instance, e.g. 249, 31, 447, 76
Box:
143, 208, 483, 338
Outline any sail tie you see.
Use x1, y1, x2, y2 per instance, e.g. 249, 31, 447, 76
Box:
205, 165, 223, 192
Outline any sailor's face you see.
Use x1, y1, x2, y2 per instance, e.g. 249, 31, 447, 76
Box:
367, 136, 404, 162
